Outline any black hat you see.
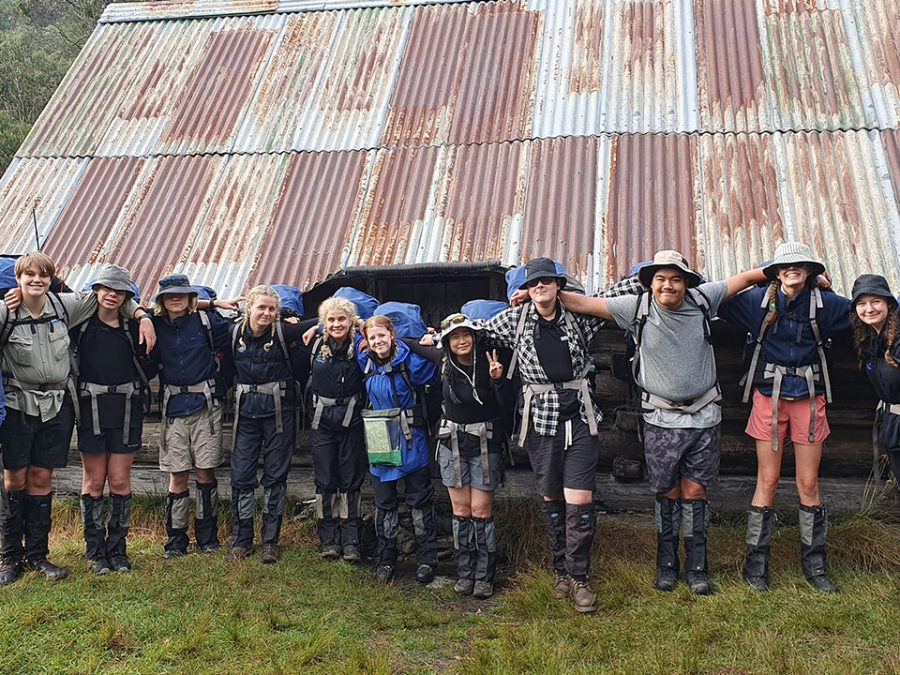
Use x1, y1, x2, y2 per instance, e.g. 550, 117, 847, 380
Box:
154, 273, 197, 301
851, 274, 897, 307
520, 257, 566, 289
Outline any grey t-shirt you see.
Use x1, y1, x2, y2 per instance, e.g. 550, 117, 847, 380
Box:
605, 281, 729, 429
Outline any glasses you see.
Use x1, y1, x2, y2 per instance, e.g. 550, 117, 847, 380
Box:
526, 276, 557, 288
440, 314, 468, 331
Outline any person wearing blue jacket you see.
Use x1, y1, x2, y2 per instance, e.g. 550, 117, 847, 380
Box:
718, 243, 850, 593
147, 274, 233, 559
358, 314, 438, 584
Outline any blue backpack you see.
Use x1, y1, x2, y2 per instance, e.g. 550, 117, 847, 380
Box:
505, 261, 568, 300
461, 299, 507, 321
334, 287, 379, 320
193, 285, 218, 301
374, 301, 427, 339
81, 278, 142, 302
0, 256, 17, 293
271, 284, 304, 318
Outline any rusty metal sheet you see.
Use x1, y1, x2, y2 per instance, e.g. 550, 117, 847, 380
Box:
600, 133, 701, 285
42, 157, 147, 282
846, 0, 900, 129
248, 150, 373, 290
102, 155, 227, 296
882, 129, 900, 210
0, 158, 88, 255
697, 134, 784, 281
520, 136, 598, 280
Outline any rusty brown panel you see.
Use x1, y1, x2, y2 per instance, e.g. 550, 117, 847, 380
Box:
883, 129, 900, 210
250, 151, 370, 289
625, 0, 658, 73
443, 141, 520, 262
694, 0, 766, 117
606, 133, 699, 281
520, 137, 597, 278
120, 61, 169, 121
380, 5, 469, 146
43, 157, 145, 272
449, 4, 541, 145
763, 0, 819, 16
164, 28, 275, 145
569, 0, 604, 94
108, 155, 220, 294
355, 146, 439, 266
870, 0, 900, 86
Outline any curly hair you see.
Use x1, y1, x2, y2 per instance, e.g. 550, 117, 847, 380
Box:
851, 303, 900, 369
236, 285, 280, 352
315, 296, 358, 360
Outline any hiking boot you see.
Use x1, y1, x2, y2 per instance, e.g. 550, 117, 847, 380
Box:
109, 555, 132, 573
473, 580, 494, 599
88, 558, 111, 576
686, 571, 713, 596
570, 580, 597, 613
226, 546, 251, 563
198, 542, 220, 554
653, 568, 678, 592
0, 559, 21, 586
744, 574, 768, 592
454, 578, 475, 595
415, 564, 436, 584
373, 564, 394, 584
320, 545, 341, 560
261, 543, 280, 564
24, 558, 69, 581
341, 545, 361, 563
806, 574, 838, 594
163, 548, 187, 560
552, 574, 571, 600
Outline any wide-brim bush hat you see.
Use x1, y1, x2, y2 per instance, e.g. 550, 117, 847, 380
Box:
91, 264, 136, 298
154, 273, 197, 301
438, 313, 480, 344
850, 274, 897, 308
521, 257, 567, 290
762, 242, 826, 280
637, 250, 703, 288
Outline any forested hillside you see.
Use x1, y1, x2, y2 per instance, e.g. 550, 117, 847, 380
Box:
0, 0, 119, 173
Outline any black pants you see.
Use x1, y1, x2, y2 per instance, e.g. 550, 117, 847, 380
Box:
230, 411, 294, 547
370, 465, 436, 568
311, 423, 367, 549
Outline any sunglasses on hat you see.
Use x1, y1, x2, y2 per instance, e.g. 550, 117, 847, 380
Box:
440, 314, 469, 331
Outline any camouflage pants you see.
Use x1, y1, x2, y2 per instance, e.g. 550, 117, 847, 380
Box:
643, 424, 720, 493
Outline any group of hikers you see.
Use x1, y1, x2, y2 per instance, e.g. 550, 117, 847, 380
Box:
1, 244, 899, 615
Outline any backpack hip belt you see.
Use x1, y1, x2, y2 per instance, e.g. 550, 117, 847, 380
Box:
640, 384, 722, 415
79, 380, 142, 444
873, 401, 900, 481
437, 419, 495, 489
161, 379, 218, 453
4, 375, 81, 423
233, 380, 295, 451
311, 393, 360, 431
762, 363, 822, 449
520, 378, 598, 443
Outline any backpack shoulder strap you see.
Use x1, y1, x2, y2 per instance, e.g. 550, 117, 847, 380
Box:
629, 290, 652, 382
198, 310, 214, 352
686, 288, 713, 344
120, 318, 151, 390
274, 320, 294, 376
230, 321, 242, 356
309, 335, 323, 369
506, 305, 531, 381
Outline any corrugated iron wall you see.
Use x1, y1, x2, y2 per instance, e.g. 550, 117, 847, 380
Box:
1, 0, 898, 299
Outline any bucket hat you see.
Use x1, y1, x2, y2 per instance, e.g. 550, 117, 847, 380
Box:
850, 274, 897, 307
637, 250, 703, 288
438, 313, 480, 344
520, 257, 567, 290
154, 273, 197, 301
91, 264, 136, 298
762, 242, 826, 280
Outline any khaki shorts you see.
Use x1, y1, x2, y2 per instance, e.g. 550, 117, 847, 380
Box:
160, 404, 224, 472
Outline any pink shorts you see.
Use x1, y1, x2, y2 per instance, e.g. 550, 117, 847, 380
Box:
745, 390, 830, 445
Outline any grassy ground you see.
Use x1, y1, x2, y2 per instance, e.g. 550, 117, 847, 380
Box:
1, 498, 899, 674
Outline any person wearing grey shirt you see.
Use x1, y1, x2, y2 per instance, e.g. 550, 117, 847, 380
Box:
0, 252, 154, 586
557, 250, 765, 596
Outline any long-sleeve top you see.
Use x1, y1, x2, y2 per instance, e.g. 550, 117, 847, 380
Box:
309, 331, 367, 429
860, 333, 900, 453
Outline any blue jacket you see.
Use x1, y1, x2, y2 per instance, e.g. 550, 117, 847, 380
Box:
148, 310, 233, 417
0, 370, 6, 429
358, 339, 436, 481
719, 286, 850, 398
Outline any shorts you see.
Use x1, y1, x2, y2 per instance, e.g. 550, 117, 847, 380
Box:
78, 424, 142, 454
525, 416, 598, 497
746, 390, 830, 445
0, 400, 75, 471
436, 443, 502, 491
643, 423, 720, 493
160, 403, 224, 473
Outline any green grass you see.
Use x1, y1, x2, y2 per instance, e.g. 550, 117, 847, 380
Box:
1, 499, 899, 674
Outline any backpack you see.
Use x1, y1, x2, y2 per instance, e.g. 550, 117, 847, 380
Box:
70, 316, 151, 396
505, 303, 590, 381
193, 285, 217, 302
0, 256, 16, 295
334, 287, 379, 320
271, 284, 304, 318
374, 302, 427, 339
460, 299, 507, 321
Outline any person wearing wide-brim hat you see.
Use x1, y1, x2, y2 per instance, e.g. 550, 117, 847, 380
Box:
146, 272, 235, 560
718, 241, 851, 593
555, 249, 766, 596
849, 274, 900, 486
416, 312, 516, 599
74, 264, 152, 575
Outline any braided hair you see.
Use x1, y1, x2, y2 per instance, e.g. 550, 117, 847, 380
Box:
316, 296, 359, 360
762, 269, 819, 327
237, 285, 280, 352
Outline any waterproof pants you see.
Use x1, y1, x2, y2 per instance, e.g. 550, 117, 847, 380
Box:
371, 465, 437, 568
311, 423, 367, 550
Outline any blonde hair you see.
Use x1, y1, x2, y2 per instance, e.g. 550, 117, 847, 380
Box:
237, 285, 280, 352
316, 296, 358, 360
153, 294, 199, 317
14, 252, 55, 279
